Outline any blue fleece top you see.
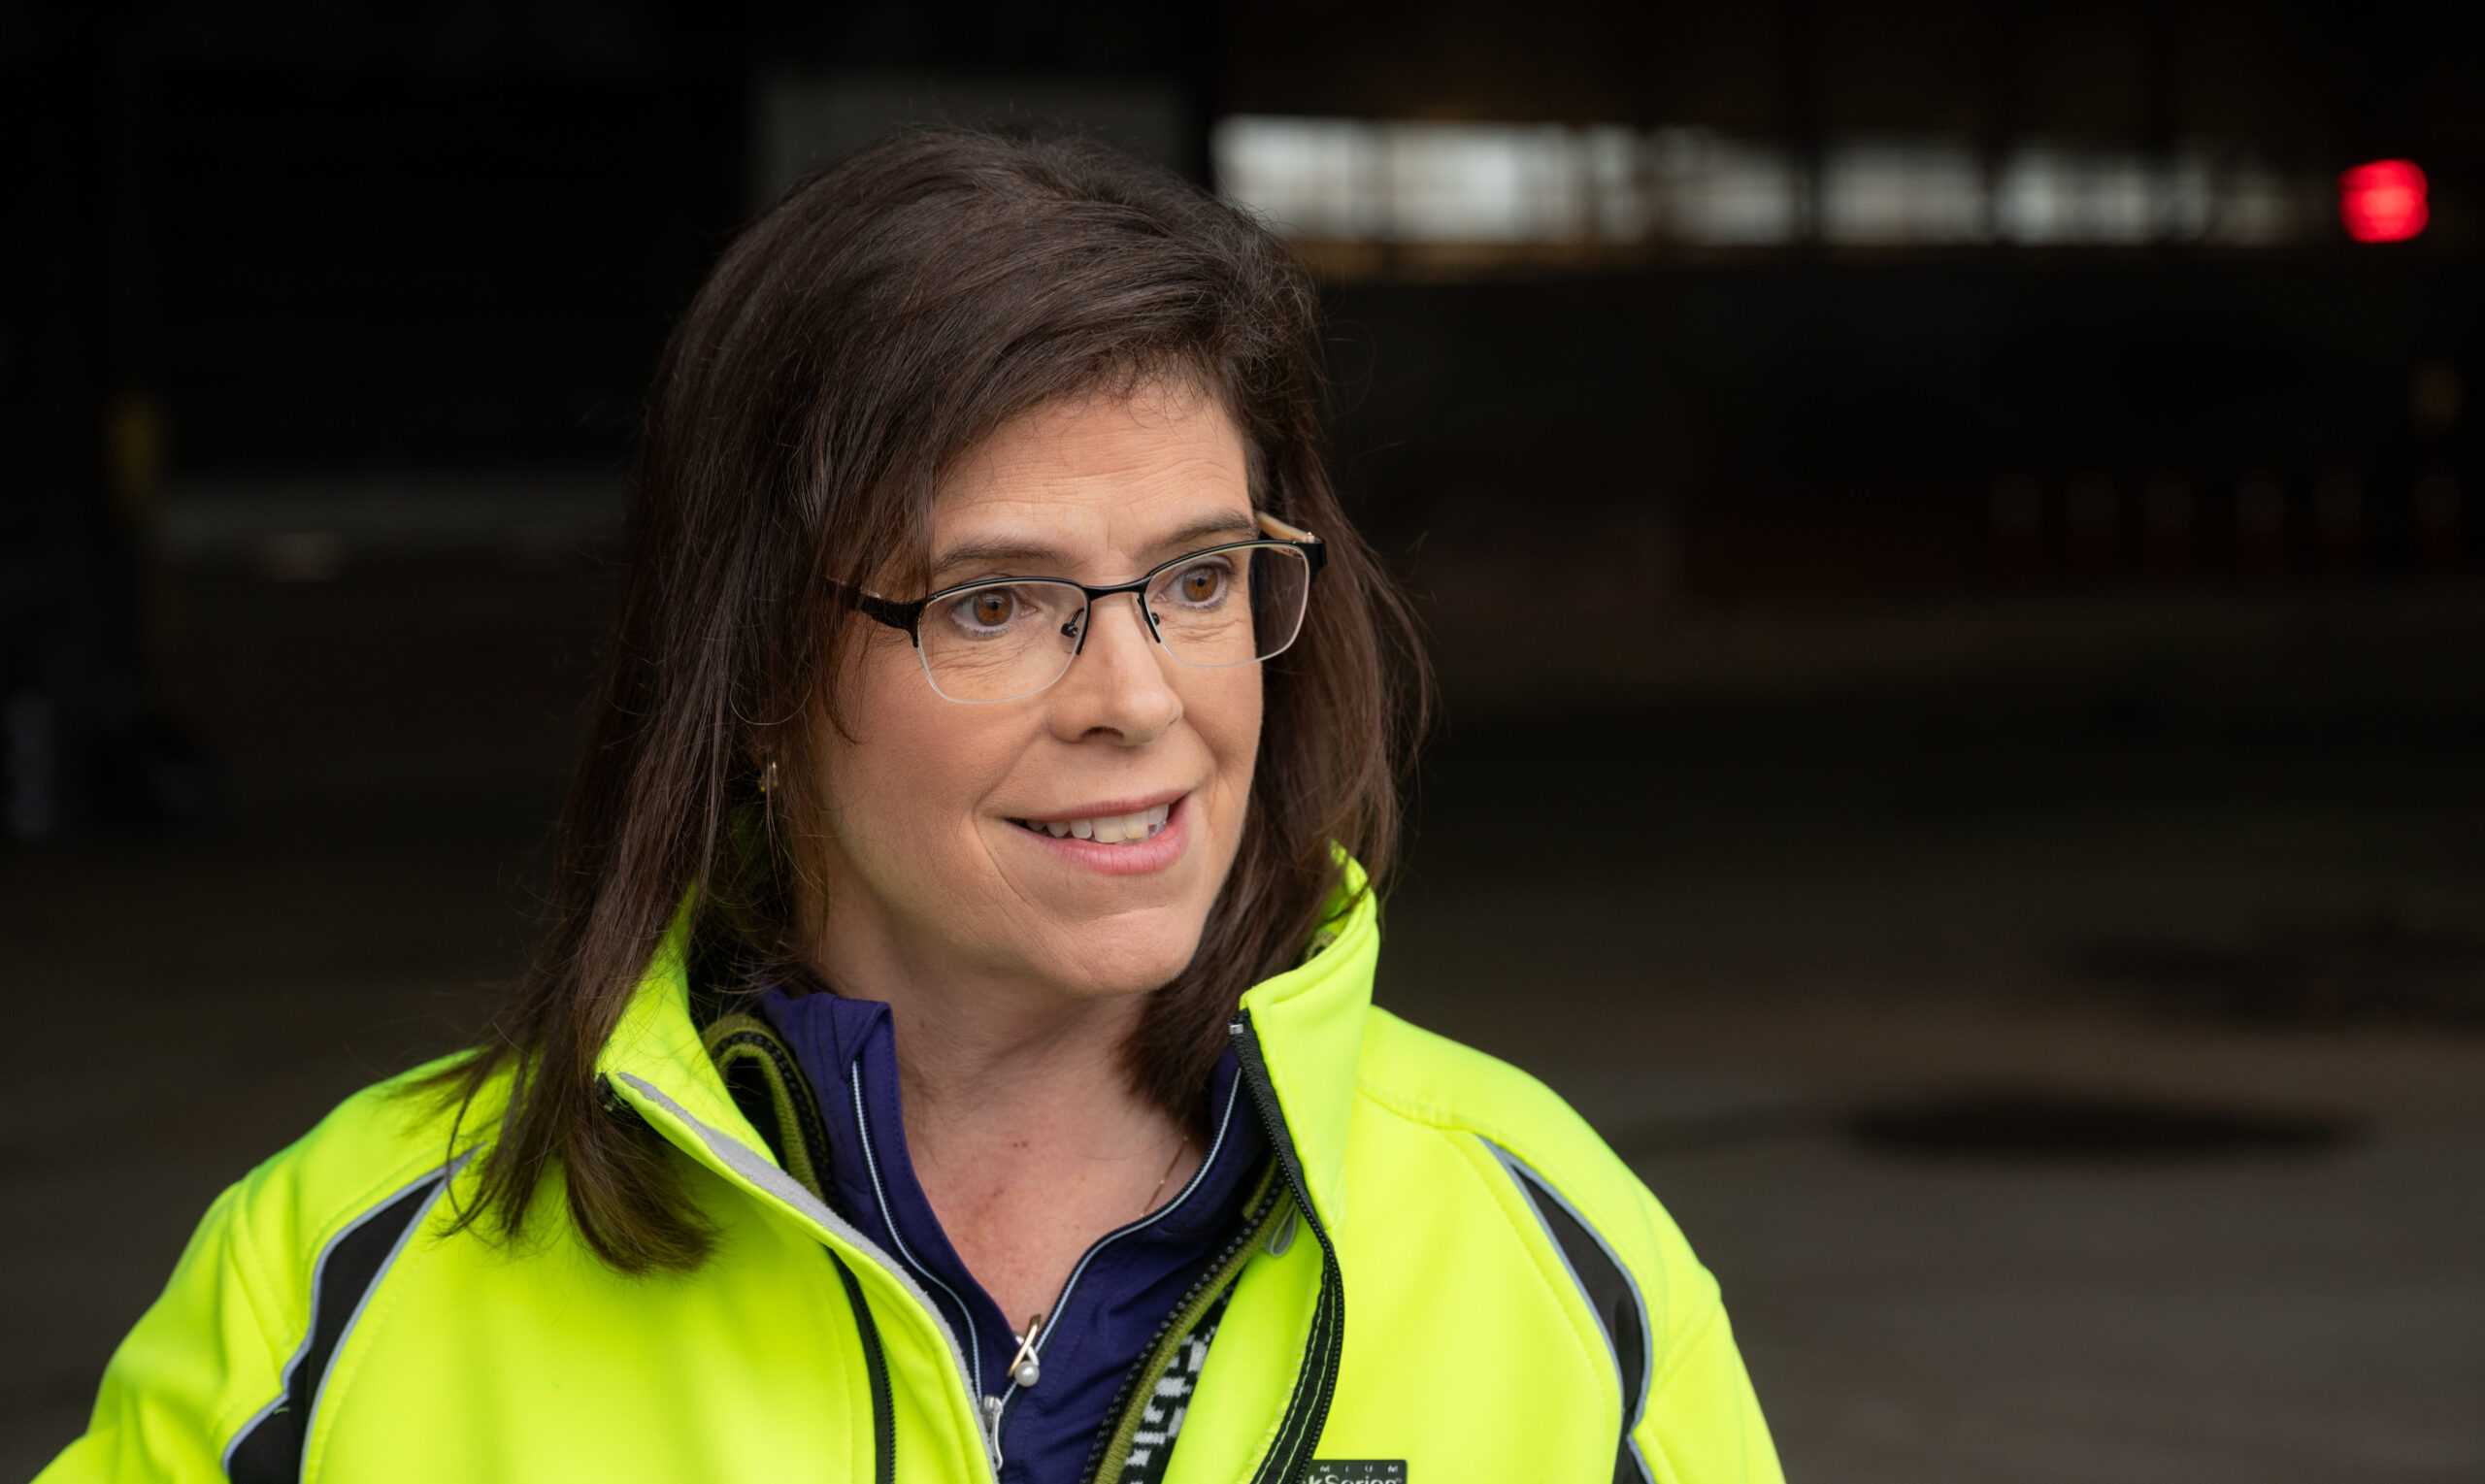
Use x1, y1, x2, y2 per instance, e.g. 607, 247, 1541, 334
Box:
758, 986, 1266, 1484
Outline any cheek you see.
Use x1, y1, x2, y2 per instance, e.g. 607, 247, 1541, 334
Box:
1193, 668, 1266, 801
817, 653, 1009, 856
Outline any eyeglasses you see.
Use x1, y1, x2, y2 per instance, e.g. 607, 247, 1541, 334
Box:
842, 511, 1326, 703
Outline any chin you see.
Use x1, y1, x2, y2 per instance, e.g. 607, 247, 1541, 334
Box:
1036, 913, 1210, 1002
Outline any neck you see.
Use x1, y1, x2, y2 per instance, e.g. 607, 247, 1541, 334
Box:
881, 976, 1169, 1174
802, 915, 1200, 1326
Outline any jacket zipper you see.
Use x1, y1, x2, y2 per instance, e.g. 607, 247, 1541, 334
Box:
1077, 1166, 1286, 1484
828, 1250, 899, 1484
1226, 1010, 1346, 1484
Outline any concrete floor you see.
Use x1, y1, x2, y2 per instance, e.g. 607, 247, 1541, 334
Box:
8, 565, 2484, 1478
1387, 882, 2485, 1484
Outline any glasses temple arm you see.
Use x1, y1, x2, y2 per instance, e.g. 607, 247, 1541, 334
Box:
1254, 511, 1317, 544
837, 583, 920, 634
1254, 511, 1327, 578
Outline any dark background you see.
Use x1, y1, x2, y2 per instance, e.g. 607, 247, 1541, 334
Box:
6, 3, 2482, 1478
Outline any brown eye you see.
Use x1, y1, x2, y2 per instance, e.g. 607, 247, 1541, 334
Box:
965, 589, 1014, 627
1178, 566, 1222, 604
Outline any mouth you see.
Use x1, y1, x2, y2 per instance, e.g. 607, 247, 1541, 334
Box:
1009, 801, 1174, 844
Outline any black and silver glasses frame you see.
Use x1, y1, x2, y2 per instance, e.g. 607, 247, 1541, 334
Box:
838, 511, 1325, 704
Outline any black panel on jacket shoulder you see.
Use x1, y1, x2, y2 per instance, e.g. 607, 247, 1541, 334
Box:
1484, 1141, 1656, 1484
224, 1171, 449, 1483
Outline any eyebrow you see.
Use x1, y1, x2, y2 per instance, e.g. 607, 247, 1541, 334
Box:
928, 511, 1262, 580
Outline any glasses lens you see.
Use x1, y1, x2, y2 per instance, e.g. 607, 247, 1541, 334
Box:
1147, 544, 1311, 670
916, 580, 1086, 702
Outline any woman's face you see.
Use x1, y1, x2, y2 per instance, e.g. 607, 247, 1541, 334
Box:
803, 381, 1264, 1007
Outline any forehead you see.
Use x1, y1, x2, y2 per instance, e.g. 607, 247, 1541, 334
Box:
926, 382, 1253, 576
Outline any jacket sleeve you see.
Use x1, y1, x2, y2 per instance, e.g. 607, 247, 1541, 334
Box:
35, 1181, 294, 1484
1628, 1182, 1783, 1484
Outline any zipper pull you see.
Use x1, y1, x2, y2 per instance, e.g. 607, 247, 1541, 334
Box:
979, 1394, 1006, 1467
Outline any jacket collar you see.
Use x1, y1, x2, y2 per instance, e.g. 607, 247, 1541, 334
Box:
1234, 860, 1377, 1232
598, 862, 1381, 1233
594, 917, 755, 1145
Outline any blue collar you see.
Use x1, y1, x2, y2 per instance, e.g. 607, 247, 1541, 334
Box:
757, 986, 1266, 1483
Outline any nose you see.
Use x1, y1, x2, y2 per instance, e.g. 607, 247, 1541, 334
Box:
1052, 592, 1179, 743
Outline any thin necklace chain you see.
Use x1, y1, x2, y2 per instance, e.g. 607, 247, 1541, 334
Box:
1144, 1130, 1194, 1217
1009, 1129, 1198, 1384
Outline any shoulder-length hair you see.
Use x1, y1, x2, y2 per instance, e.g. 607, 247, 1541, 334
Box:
430, 129, 1428, 1272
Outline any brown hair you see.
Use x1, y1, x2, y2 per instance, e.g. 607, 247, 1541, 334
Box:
427, 129, 1429, 1273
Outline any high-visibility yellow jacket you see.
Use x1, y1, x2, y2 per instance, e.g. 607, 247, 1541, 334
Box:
40, 875, 1781, 1484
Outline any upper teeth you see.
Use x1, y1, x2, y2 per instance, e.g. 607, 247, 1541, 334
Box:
1027, 803, 1171, 843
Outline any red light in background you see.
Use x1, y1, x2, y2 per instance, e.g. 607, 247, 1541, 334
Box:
2339, 159, 2428, 243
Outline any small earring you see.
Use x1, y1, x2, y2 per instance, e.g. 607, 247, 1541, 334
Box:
760, 758, 778, 794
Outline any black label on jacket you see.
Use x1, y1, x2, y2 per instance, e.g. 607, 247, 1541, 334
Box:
1307, 1465, 1406, 1484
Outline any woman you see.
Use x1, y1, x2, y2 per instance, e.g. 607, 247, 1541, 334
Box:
43, 131, 1779, 1484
